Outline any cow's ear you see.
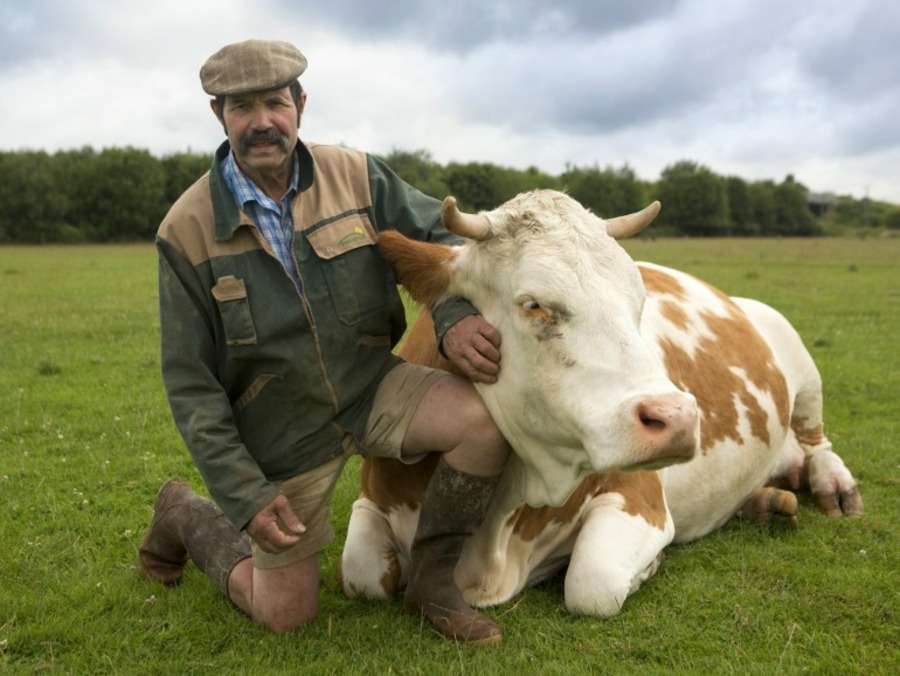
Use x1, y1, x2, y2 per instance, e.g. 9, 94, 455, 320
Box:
377, 231, 457, 306
605, 201, 661, 239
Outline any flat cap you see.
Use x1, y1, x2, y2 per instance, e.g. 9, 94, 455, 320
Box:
200, 39, 307, 96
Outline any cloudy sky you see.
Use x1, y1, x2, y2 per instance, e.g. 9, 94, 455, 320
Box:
3, 0, 899, 202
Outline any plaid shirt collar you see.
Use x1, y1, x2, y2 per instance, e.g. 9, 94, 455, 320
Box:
220, 149, 303, 287
220, 149, 300, 212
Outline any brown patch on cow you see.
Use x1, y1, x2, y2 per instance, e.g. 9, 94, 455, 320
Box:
338, 544, 402, 599
508, 471, 667, 541
377, 231, 457, 307
791, 418, 825, 446
641, 267, 691, 330
379, 549, 402, 598
659, 301, 790, 453
397, 311, 462, 375
640, 266, 687, 299
660, 300, 690, 331
360, 453, 440, 510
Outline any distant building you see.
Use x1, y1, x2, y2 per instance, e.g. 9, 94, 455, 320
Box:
807, 191, 837, 218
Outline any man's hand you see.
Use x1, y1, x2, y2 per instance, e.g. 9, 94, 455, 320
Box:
441, 315, 501, 383
246, 495, 306, 554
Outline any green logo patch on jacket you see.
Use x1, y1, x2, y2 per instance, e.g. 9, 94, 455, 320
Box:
306, 215, 377, 260
337, 227, 367, 248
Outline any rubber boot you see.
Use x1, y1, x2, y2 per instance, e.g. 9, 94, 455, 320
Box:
404, 460, 502, 645
139, 479, 251, 597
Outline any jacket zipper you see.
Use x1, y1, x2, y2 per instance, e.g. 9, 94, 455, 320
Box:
248, 222, 341, 416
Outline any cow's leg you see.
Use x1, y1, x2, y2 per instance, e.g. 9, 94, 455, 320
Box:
564, 491, 673, 618
805, 447, 864, 517
732, 297, 862, 517
737, 379, 861, 524
341, 497, 406, 600
737, 486, 798, 528
788, 379, 863, 517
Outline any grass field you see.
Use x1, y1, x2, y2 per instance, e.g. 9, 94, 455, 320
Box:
1, 238, 897, 674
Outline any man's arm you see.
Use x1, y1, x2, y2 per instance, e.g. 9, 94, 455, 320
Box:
157, 240, 282, 530
366, 155, 502, 381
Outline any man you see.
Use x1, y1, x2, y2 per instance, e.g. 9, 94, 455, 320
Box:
139, 39, 509, 645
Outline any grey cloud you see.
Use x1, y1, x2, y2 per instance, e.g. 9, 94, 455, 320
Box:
0, 1, 86, 67
799, 1, 900, 97
279, 0, 679, 53
835, 95, 900, 157
455, 2, 798, 136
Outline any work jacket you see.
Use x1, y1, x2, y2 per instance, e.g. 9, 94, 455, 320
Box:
156, 140, 477, 528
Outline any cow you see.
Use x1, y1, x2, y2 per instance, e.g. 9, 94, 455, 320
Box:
340, 190, 862, 621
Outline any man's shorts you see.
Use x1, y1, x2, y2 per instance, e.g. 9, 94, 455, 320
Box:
251, 362, 449, 569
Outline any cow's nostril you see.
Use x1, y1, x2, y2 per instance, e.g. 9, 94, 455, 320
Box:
637, 406, 667, 432
631, 395, 698, 464
640, 415, 666, 432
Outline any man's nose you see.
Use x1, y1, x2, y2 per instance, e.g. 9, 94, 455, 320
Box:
249, 106, 272, 129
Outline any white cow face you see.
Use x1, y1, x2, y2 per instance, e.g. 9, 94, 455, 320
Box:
379, 190, 699, 505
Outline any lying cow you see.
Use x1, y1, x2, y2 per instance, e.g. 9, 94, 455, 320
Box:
340, 190, 862, 621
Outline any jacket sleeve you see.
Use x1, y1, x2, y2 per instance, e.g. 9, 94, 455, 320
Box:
157, 238, 280, 529
365, 154, 479, 346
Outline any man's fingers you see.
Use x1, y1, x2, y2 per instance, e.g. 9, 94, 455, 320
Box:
247, 496, 307, 552
276, 500, 306, 535
259, 525, 302, 553
462, 351, 500, 384
441, 315, 503, 383
479, 321, 502, 350
473, 333, 501, 365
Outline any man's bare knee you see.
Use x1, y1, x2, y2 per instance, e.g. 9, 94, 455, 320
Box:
248, 555, 320, 633
446, 396, 510, 476
256, 605, 317, 634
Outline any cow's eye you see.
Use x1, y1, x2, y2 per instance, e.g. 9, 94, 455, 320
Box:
520, 298, 558, 325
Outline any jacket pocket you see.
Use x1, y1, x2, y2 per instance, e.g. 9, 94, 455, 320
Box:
305, 214, 391, 326
212, 275, 258, 346
232, 374, 324, 477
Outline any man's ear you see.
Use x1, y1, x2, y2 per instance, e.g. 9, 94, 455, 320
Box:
210, 99, 227, 135
210, 99, 223, 122
296, 91, 307, 128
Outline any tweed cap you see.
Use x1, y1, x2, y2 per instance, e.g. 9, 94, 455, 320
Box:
200, 39, 307, 96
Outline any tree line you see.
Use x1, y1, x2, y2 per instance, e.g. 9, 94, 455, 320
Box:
0, 146, 897, 244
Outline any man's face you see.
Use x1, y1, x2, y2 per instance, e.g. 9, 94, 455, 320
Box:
214, 86, 304, 178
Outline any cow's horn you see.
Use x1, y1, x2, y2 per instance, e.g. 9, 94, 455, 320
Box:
605, 201, 661, 239
441, 196, 492, 240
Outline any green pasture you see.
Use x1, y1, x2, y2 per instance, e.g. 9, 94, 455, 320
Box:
1, 238, 897, 674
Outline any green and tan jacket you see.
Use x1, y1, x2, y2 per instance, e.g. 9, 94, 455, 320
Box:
156, 140, 476, 528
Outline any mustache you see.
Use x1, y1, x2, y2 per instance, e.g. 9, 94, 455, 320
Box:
239, 129, 291, 155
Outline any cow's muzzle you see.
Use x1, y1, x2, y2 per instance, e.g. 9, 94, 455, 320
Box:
629, 392, 699, 468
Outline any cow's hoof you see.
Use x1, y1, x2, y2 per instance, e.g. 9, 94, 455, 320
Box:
814, 486, 864, 517
738, 487, 798, 529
